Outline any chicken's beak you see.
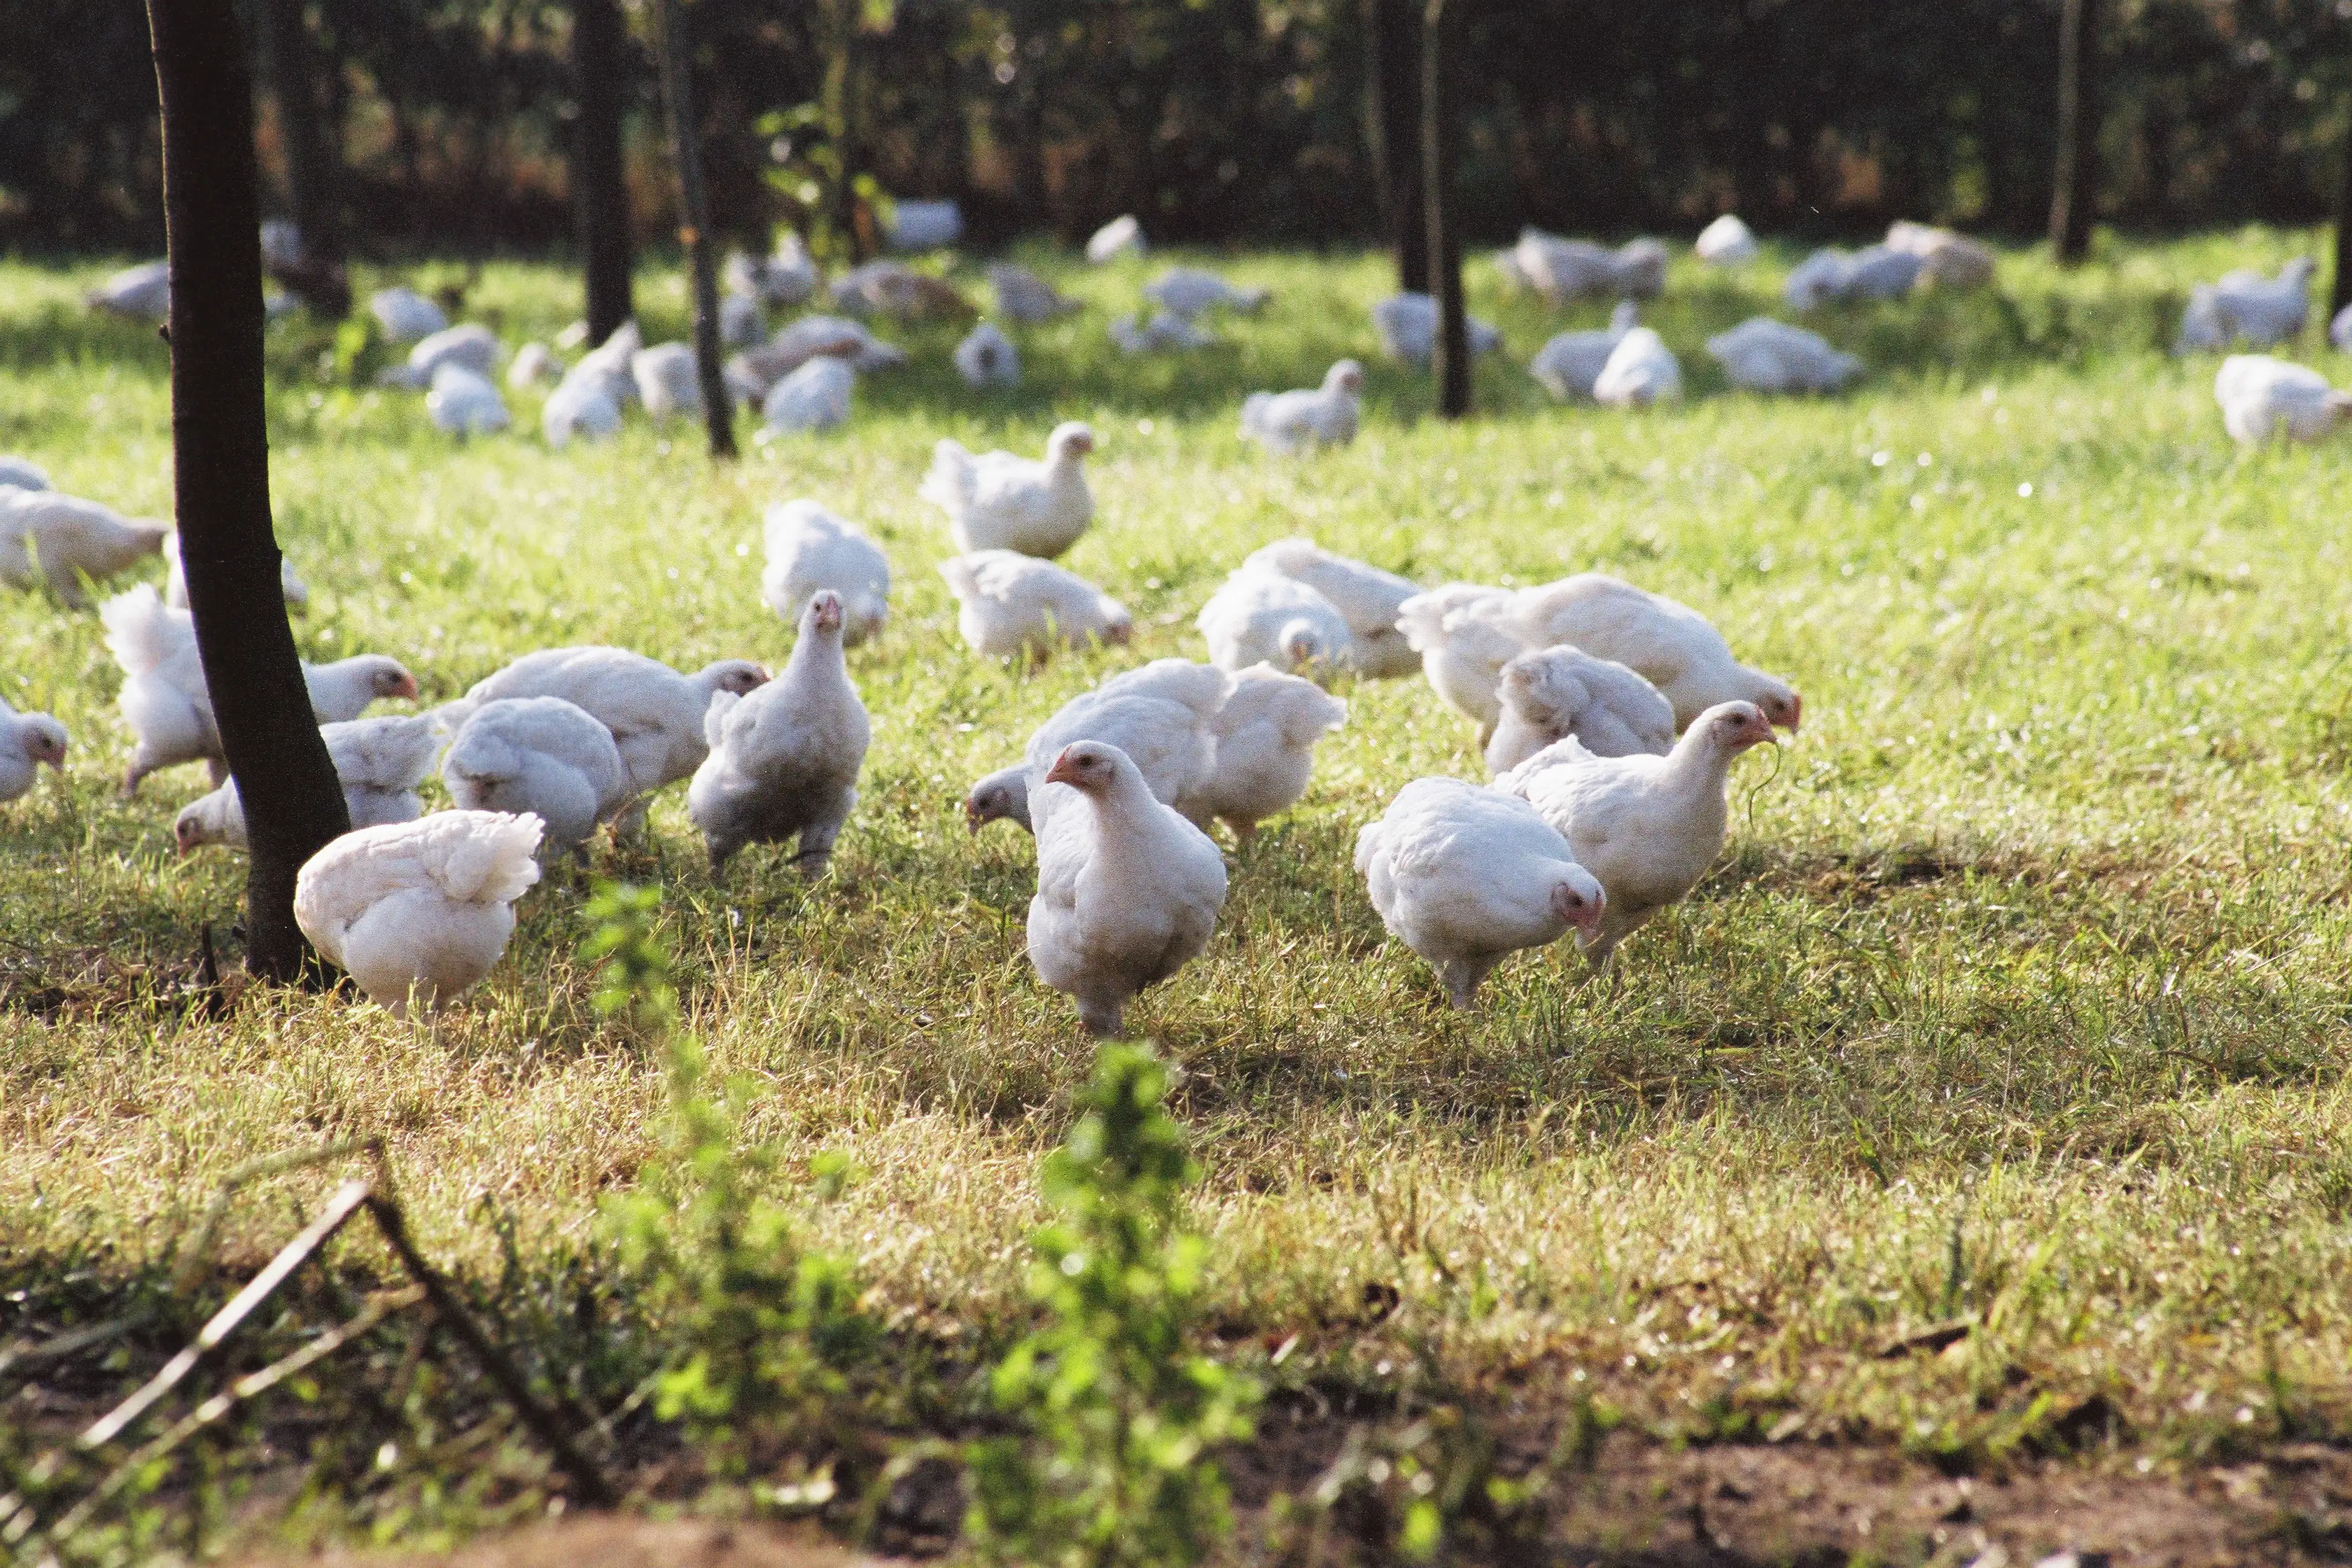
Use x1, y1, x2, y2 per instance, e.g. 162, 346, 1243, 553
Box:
1043, 752, 1082, 788
393, 673, 422, 701
963, 799, 983, 833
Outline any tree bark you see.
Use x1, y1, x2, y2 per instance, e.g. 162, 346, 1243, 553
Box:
572, 0, 635, 345
1364, 0, 1428, 294
2047, 0, 2101, 265
258, 0, 341, 262
1421, 0, 1467, 419
144, 0, 351, 983
654, 0, 735, 460
2334, 101, 2352, 318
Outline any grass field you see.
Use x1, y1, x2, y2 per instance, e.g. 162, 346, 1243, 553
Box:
7, 228, 2352, 1559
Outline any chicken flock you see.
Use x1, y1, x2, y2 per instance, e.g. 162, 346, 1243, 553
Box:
24, 211, 2344, 1026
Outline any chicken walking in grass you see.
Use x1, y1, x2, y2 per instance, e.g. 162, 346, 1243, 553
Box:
1144, 267, 1268, 319
689, 589, 870, 876
953, 323, 1021, 388
965, 659, 1226, 836
761, 501, 890, 647
0, 699, 66, 804
1238, 539, 1421, 678
175, 714, 445, 853
1, 491, 168, 606
1188, 664, 1347, 840
1196, 568, 1354, 681
1355, 776, 1604, 1009
923, 422, 1096, 558
1530, 302, 1638, 402
1026, 741, 1228, 1036
441, 696, 631, 862
293, 809, 544, 1016
941, 552, 1130, 659
1495, 701, 1777, 974
1484, 645, 1676, 775
2214, 355, 2352, 445
1239, 360, 1362, 454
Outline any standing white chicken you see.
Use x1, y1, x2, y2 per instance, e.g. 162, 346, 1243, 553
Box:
1484, 645, 1676, 774
689, 589, 869, 875
1592, 328, 1681, 407
0, 699, 66, 804
1354, 777, 1604, 1009
1530, 302, 1637, 401
631, 342, 703, 421
1394, 583, 1522, 735
989, 264, 1082, 323
965, 658, 1228, 835
2214, 355, 2352, 444
1695, 214, 1759, 266
293, 810, 543, 1016
1371, 293, 1503, 365
1108, 312, 1216, 354
762, 357, 856, 435
761, 500, 890, 647
922, 422, 1096, 557
426, 364, 510, 437
1705, 318, 1861, 394
953, 323, 1021, 388
1, 491, 168, 606
377, 323, 501, 389
163, 532, 309, 612
1087, 215, 1146, 264
1503, 575, 1802, 732
940, 552, 1131, 659
2178, 259, 2315, 351
1190, 664, 1346, 839
370, 287, 448, 343
1497, 701, 1777, 972
175, 713, 446, 853
508, 343, 562, 388
1144, 267, 1269, 318
542, 374, 622, 449
442, 645, 770, 807
1026, 741, 1227, 1036
104, 584, 418, 792
88, 262, 172, 322
1239, 360, 1362, 454
1239, 539, 1420, 678
442, 696, 630, 859
1196, 569, 1354, 680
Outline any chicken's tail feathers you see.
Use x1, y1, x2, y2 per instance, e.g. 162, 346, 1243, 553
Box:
1238, 393, 1272, 436
99, 583, 183, 676
919, 440, 976, 510
423, 810, 545, 904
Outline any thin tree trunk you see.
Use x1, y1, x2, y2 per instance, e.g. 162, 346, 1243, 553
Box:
144, 0, 351, 983
259, 0, 342, 267
573, 0, 635, 344
1364, 0, 1427, 293
1421, 0, 1467, 419
2048, 0, 2100, 264
654, 0, 735, 459
2333, 102, 2352, 318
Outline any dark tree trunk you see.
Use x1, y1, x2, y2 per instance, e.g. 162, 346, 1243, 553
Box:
654, 0, 735, 460
259, 0, 344, 285
1421, 0, 1467, 419
572, 0, 635, 344
2334, 103, 2352, 318
2047, 0, 2101, 265
144, 0, 351, 983
1363, 0, 1427, 294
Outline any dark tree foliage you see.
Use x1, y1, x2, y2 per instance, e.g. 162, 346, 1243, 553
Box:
144, 0, 351, 982
573, 0, 636, 343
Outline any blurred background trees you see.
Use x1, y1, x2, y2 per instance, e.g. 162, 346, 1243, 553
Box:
8, 0, 2352, 257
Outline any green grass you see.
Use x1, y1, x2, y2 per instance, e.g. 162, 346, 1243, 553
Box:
6, 225, 2352, 1516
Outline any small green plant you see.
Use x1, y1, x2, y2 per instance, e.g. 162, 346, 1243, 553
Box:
966, 1044, 1260, 1568
584, 882, 878, 1492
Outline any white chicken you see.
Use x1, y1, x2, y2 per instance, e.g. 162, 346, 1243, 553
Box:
727, 318, 904, 401
1144, 267, 1269, 319
1785, 246, 1921, 309
885, 198, 962, 251
1026, 741, 1227, 1036
1530, 302, 1637, 401
1496, 701, 1777, 971
1705, 317, 1861, 394
1371, 293, 1503, 365
377, 323, 500, 389
1502, 575, 1802, 732
761, 500, 890, 647
1395, 583, 1524, 736
174, 713, 445, 853
1108, 311, 1216, 354
2178, 259, 2314, 352
104, 584, 419, 792
569, 318, 644, 407
762, 357, 856, 435
1592, 327, 1682, 407
727, 235, 818, 307
922, 422, 1096, 557
1884, 221, 1996, 290
1189, 664, 1346, 839
1695, 214, 1759, 267
0, 699, 66, 804
989, 264, 1080, 323
0, 457, 50, 492
965, 658, 1227, 836
426, 364, 510, 437
162, 532, 309, 612
1239, 360, 1362, 454
1354, 777, 1604, 1009
1, 490, 168, 606
2332, 301, 2352, 353
1502, 231, 1614, 303
1484, 645, 1676, 774
631, 342, 703, 421
1086, 215, 1145, 264
1196, 569, 1354, 680
688, 589, 869, 876
370, 287, 448, 344
442, 645, 769, 808
542, 372, 622, 449
293, 809, 543, 1016
953, 323, 1021, 388
1239, 538, 1420, 678
88, 262, 172, 322
940, 551, 1130, 659
720, 290, 764, 349
507, 342, 561, 388
2213, 355, 2352, 445
442, 696, 630, 859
